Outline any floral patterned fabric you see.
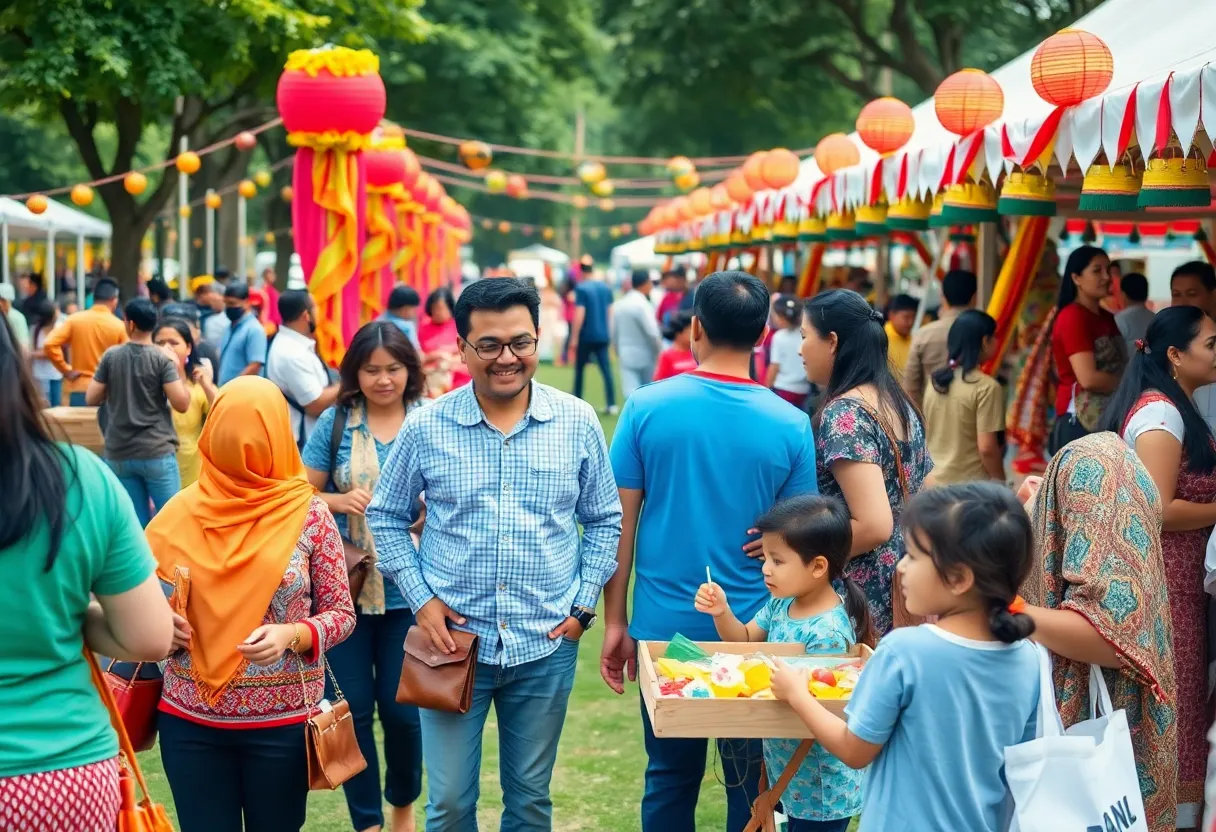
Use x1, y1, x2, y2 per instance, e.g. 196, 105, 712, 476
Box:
1022, 432, 1177, 832
816, 397, 932, 636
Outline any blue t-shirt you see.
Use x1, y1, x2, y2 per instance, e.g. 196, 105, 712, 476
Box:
218, 313, 268, 384
609, 372, 818, 641
575, 281, 614, 345
755, 598, 862, 822
380, 312, 421, 351
302, 403, 426, 611
845, 625, 1039, 832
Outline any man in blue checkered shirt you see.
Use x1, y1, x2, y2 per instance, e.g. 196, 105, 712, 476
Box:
368, 277, 622, 830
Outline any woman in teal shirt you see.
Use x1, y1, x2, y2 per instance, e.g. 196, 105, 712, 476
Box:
303, 321, 427, 832
0, 314, 174, 828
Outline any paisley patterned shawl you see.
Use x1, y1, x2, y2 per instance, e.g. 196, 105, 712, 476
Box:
333, 401, 386, 614
1024, 431, 1178, 831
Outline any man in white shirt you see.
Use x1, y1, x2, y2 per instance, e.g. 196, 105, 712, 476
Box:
266, 289, 339, 447
610, 270, 662, 397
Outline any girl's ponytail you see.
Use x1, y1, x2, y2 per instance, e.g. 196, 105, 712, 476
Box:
842, 575, 875, 648
986, 599, 1035, 644
929, 309, 996, 395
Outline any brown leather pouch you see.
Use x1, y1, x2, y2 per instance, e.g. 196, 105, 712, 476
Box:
342, 540, 372, 602
305, 663, 368, 791
395, 625, 478, 713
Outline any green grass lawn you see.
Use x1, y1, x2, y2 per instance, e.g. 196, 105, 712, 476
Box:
137, 361, 738, 831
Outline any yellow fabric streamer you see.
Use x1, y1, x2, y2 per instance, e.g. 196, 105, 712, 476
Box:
393, 201, 420, 280
289, 131, 374, 153
310, 149, 360, 365
361, 194, 397, 324
285, 47, 379, 78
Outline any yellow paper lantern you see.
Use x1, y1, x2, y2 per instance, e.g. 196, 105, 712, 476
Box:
542, 227, 555, 240
674, 170, 700, 192
264, 232, 276, 243
238, 179, 257, 199
667, 156, 695, 177
484, 170, 507, 194
175, 151, 201, 175
124, 172, 148, 196
577, 161, 607, 185
179, 205, 192, 219
254, 170, 272, 188
205, 192, 222, 210
591, 179, 615, 198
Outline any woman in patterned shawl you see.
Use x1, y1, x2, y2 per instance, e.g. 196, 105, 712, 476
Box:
1021, 432, 1178, 832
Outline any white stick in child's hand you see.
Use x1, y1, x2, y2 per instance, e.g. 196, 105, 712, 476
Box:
705, 566, 713, 599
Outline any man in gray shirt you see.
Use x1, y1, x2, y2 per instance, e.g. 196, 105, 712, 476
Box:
611, 270, 662, 397
86, 296, 191, 526
1114, 271, 1155, 353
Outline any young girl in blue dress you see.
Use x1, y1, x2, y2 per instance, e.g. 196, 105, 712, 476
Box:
695, 494, 871, 831
769, 482, 1040, 832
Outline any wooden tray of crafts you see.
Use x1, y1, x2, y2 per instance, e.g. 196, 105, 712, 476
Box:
43, 406, 104, 455
639, 640, 872, 739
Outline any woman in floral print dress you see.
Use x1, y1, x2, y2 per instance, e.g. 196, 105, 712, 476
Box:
800, 290, 933, 635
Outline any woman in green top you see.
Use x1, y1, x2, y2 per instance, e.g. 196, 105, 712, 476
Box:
0, 314, 175, 829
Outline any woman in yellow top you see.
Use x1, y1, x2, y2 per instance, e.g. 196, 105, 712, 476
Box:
153, 318, 218, 487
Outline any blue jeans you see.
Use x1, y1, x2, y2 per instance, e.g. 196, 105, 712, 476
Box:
572, 342, 616, 408
106, 454, 181, 527
39, 378, 62, 407
69, 391, 87, 407
325, 609, 423, 831
786, 819, 850, 832
419, 637, 579, 831
640, 696, 764, 832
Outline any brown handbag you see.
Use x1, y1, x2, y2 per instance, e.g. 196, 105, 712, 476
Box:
304, 659, 368, 791
850, 398, 926, 630
342, 540, 372, 602
395, 625, 479, 713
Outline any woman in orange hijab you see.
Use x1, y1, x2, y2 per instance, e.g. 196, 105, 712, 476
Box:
147, 376, 354, 832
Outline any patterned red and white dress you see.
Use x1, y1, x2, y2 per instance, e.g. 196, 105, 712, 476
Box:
0, 757, 120, 832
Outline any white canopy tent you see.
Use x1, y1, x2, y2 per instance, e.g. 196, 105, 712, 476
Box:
609, 235, 661, 271
0, 196, 112, 307
507, 243, 569, 265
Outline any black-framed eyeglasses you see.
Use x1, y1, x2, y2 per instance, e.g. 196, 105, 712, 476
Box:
466, 337, 539, 361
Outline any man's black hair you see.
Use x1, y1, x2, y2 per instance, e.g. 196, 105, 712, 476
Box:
124, 298, 158, 333
146, 278, 171, 301
224, 282, 250, 301
941, 269, 978, 307
1172, 260, 1216, 290
278, 289, 312, 324
160, 302, 200, 326
1121, 272, 1149, 304
631, 270, 651, 290
214, 268, 231, 281
93, 279, 119, 302
691, 270, 770, 350
453, 278, 540, 340
889, 293, 919, 314
388, 285, 421, 310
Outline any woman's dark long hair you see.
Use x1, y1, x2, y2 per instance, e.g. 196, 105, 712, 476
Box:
0, 313, 73, 569
1056, 245, 1107, 310
1098, 305, 1216, 472
337, 321, 426, 408
804, 289, 920, 435
29, 297, 58, 347
154, 317, 200, 379
930, 309, 997, 394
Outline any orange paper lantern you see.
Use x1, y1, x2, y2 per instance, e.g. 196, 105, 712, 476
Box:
710, 184, 733, 211
760, 148, 800, 190
814, 133, 861, 176
234, 131, 257, 152
1030, 28, 1113, 107
689, 187, 714, 216
26, 194, 47, 214
742, 151, 769, 191
205, 192, 223, 210
238, 179, 257, 199
280, 186, 294, 202
672, 196, 695, 222
571, 194, 588, 210
667, 156, 695, 177
726, 171, 754, 204
460, 140, 493, 170
175, 151, 201, 175
70, 184, 94, 207
935, 69, 1004, 137
497, 221, 511, 234
856, 98, 916, 155
123, 172, 147, 196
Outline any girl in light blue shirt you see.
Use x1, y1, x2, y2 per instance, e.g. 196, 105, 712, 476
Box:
769, 482, 1040, 832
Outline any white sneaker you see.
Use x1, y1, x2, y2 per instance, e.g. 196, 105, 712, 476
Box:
605, 405, 620, 416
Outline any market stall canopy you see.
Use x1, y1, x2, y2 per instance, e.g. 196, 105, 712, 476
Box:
507, 243, 569, 265
610, 235, 660, 270
0, 196, 112, 239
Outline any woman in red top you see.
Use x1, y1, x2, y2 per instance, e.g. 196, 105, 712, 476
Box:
1048, 245, 1126, 454
653, 310, 697, 381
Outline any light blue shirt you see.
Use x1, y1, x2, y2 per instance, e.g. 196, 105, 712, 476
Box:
755, 598, 862, 822
845, 625, 1039, 832
380, 312, 421, 351
609, 372, 818, 641
367, 381, 622, 666
218, 313, 268, 384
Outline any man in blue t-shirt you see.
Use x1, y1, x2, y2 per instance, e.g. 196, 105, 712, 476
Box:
217, 282, 269, 384
603, 270, 819, 832
569, 261, 617, 414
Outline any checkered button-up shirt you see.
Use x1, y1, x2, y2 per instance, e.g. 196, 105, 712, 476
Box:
368, 381, 622, 667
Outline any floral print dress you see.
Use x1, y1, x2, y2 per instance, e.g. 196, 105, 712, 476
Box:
816, 397, 933, 636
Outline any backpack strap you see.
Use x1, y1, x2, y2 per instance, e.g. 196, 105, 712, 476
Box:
328, 405, 348, 491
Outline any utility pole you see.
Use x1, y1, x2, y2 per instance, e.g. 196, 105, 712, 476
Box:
570, 107, 585, 263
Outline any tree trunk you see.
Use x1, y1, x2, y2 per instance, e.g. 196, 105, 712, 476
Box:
108, 213, 149, 300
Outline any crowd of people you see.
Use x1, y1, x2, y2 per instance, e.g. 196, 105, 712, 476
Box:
0, 244, 1211, 832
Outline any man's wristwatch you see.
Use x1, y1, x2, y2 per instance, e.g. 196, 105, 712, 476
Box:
571, 606, 597, 631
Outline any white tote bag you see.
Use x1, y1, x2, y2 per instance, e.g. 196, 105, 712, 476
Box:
1004, 645, 1148, 832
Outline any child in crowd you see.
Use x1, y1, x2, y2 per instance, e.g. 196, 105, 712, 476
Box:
766, 294, 812, 409
653, 309, 697, 381
769, 482, 1040, 832
695, 494, 870, 831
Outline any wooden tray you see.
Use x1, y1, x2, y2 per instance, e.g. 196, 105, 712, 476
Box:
43, 406, 104, 455
639, 640, 872, 739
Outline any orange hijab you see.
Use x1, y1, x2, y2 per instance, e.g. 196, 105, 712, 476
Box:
146, 376, 315, 700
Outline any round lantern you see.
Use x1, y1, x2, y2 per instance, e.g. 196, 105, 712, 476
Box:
124, 172, 147, 196
235, 131, 257, 152
621, 223, 632, 235
276, 47, 386, 141
542, 227, 555, 240
238, 179, 257, 199
667, 156, 695, 177
760, 148, 800, 190
726, 170, 753, 203
505, 174, 528, 200
254, 170, 272, 188
484, 170, 507, 194
497, 221, 511, 234
672, 196, 695, 222
674, 170, 700, 192
591, 179, 614, 198
578, 161, 606, 185
401, 149, 421, 191
934, 70, 1004, 136
481, 219, 493, 230
176, 152, 201, 175
179, 205, 192, 219
459, 140, 493, 170
599, 198, 615, 212
690, 187, 714, 216
710, 183, 732, 211
264, 233, 276, 244
205, 191, 223, 210
814, 133, 861, 176
1031, 28, 1113, 107
364, 143, 404, 189
280, 186, 294, 203
742, 151, 769, 191
856, 97, 916, 155
70, 184, 94, 207
26, 194, 47, 215
572, 194, 588, 210
422, 176, 444, 213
